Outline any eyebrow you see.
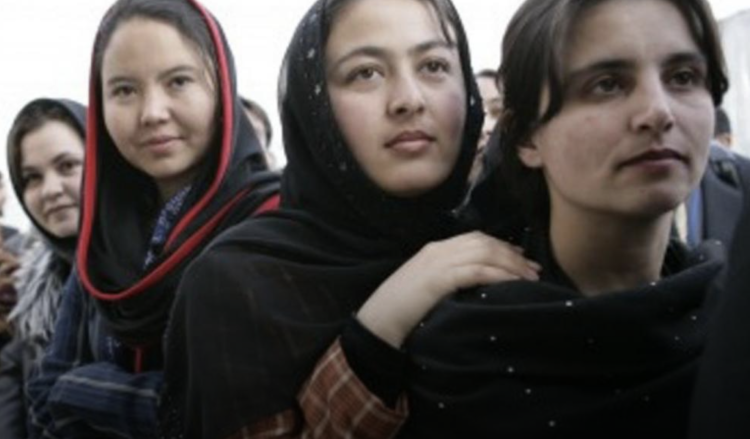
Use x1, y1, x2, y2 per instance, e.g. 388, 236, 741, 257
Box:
328, 39, 455, 73
105, 65, 200, 87
21, 152, 81, 173
566, 51, 707, 84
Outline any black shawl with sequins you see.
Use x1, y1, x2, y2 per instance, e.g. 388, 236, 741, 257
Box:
159, 0, 483, 437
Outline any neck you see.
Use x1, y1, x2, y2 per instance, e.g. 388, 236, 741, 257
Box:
156, 178, 191, 206
549, 208, 673, 297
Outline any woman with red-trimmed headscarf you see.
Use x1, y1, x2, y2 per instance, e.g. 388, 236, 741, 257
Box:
26, 0, 279, 437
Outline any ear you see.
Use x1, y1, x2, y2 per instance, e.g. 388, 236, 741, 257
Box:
518, 140, 543, 169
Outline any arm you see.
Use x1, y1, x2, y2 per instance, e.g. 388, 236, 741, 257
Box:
229, 332, 407, 439
237, 232, 539, 438
26, 274, 162, 438
26, 274, 101, 438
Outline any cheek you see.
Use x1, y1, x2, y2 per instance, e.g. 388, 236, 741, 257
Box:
65, 176, 83, 205
434, 86, 466, 133
23, 190, 43, 220
104, 104, 128, 147
330, 93, 379, 160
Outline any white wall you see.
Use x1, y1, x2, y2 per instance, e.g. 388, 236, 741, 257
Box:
0, 0, 746, 230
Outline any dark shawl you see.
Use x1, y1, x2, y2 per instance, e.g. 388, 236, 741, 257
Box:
400, 134, 726, 438
76, 0, 279, 349
160, 0, 482, 437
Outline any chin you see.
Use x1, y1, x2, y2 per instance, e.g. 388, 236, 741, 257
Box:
49, 223, 78, 239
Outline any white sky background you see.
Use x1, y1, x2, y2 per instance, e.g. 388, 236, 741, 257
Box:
0, 0, 748, 230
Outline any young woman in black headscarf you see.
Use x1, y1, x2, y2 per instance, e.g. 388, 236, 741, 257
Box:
395, 0, 730, 437
160, 0, 540, 437
0, 98, 86, 439
25, 0, 279, 437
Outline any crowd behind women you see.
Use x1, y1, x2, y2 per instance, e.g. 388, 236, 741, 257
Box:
0, 0, 748, 438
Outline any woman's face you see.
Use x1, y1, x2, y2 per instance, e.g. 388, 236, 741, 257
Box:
20, 120, 85, 238
101, 18, 217, 202
326, 0, 466, 197
519, 0, 714, 223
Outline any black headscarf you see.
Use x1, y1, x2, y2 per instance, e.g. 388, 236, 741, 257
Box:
7, 98, 86, 265
76, 0, 279, 348
160, 0, 482, 437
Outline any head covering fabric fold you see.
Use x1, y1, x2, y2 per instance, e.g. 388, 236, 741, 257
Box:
76, 0, 280, 347
160, 0, 482, 437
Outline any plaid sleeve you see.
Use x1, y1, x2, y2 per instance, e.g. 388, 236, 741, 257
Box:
229, 339, 407, 439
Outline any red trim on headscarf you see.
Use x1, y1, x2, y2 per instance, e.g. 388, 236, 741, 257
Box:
133, 347, 144, 374
163, 0, 234, 250
254, 193, 281, 216
85, 187, 263, 301
75, 48, 102, 295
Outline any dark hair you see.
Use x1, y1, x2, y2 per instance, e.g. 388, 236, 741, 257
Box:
240, 97, 273, 147
323, 0, 460, 47
475, 68, 498, 81
8, 101, 85, 190
93, 0, 218, 91
714, 107, 731, 137
498, 0, 728, 224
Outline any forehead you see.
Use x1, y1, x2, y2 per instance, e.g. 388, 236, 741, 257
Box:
564, 0, 699, 70
20, 120, 84, 164
102, 17, 205, 74
326, 0, 447, 55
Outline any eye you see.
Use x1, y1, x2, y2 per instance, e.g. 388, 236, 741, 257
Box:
667, 67, 704, 89
169, 75, 194, 89
111, 84, 136, 99
591, 76, 624, 95
421, 59, 450, 76
57, 159, 82, 175
22, 173, 41, 189
346, 66, 382, 83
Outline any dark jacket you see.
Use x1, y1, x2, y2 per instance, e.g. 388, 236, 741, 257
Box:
687, 143, 749, 246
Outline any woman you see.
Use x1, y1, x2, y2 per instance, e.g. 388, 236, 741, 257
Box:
0, 98, 85, 439
26, 0, 279, 437
160, 0, 538, 437
396, 0, 728, 436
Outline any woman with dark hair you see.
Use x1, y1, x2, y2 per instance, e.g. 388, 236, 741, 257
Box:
160, 0, 538, 437
0, 98, 86, 439
25, 0, 279, 437
395, 0, 729, 436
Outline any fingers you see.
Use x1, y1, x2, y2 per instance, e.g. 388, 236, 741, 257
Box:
435, 231, 541, 281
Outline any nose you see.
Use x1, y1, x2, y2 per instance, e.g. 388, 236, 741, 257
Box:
629, 75, 675, 135
387, 70, 426, 118
140, 88, 170, 126
41, 172, 64, 200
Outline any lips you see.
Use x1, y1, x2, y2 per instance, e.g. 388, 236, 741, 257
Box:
44, 204, 75, 217
385, 130, 435, 149
141, 135, 180, 148
620, 149, 686, 168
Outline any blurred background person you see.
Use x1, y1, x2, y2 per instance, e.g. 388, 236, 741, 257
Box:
714, 107, 733, 149
241, 96, 279, 170
0, 98, 86, 439
470, 69, 503, 183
